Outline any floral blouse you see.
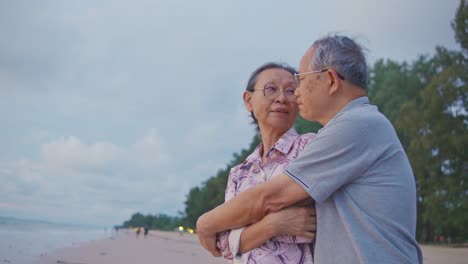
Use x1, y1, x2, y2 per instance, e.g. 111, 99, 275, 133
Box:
216, 128, 316, 264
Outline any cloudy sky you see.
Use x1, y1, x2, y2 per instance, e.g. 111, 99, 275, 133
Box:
0, 0, 460, 226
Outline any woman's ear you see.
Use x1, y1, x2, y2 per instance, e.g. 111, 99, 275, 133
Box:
243, 91, 253, 112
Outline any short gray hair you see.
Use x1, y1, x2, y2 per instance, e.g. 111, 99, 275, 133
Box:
311, 35, 368, 90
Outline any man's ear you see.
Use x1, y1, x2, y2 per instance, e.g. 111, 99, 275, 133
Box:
243, 91, 253, 112
327, 69, 341, 95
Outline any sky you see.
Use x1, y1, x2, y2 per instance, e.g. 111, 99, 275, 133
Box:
0, 0, 461, 226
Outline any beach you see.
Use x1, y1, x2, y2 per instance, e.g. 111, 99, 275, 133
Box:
35, 229, 468, 264
36, 230, 224, 264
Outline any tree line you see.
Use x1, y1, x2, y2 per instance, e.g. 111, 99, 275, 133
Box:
122, 0, 467, 243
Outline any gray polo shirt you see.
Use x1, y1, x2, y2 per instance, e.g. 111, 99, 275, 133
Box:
285, 97, 422, 264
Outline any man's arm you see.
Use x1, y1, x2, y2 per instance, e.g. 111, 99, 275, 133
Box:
197, 173, 309, 256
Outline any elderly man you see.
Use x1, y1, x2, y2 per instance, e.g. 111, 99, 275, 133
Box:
197, 35, 422, 264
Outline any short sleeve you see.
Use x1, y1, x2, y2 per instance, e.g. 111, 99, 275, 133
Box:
228, 227, 245, 258
285, 118, 374, 203
224, 167, 238, 202
216, 168, 239, 259
217, 231, 234, 260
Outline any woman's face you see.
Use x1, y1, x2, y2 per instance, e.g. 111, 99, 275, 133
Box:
244, 68, 299, 134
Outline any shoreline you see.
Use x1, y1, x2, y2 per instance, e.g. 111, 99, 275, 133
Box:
35, 230, 468, 264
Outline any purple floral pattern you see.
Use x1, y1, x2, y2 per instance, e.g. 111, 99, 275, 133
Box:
216, 128, 316, 263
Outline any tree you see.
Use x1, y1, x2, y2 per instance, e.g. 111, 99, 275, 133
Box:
181, 134, 261, 228
452, 0, 468, 53
294, 115, 321, 134
122, 212, 182, 231
396, 47, 467, 242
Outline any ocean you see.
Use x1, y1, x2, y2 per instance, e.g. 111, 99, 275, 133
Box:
0, 216, 110, 264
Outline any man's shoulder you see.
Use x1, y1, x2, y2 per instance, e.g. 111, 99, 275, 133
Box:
333, 104, 392, 131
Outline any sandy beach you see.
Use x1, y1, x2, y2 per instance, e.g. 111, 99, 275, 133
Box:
36, 230, 224, 264
36, 230, 468, 264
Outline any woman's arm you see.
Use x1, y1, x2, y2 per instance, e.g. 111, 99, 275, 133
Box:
237, 205, 316, 253
197, 173, 310, 256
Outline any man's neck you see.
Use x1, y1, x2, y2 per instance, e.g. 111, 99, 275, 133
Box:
320, 86, 367, 126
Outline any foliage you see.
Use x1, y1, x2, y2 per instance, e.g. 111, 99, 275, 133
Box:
122, 212, 182, 231
180, 134, 261, 228
294, 115, 322, 134
395, 47, 467, 242
452, 0, 467, 52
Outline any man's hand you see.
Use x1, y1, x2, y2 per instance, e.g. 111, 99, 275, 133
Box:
263, 206, 316, 239
196, 213, 222, 257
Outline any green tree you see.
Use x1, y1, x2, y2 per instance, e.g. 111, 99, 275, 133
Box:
294, 115, 321, 134
396, 47, 467, 242
122, 212, 182, 231
181, 134, 261, 228
452, 0, 467, 52
123, 212, 147, 227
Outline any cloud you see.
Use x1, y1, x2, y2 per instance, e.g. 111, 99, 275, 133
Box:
0, 0, 460, 225
132, 128, 170, 168
0, 127, 217, 225
41, 136, 123, 169
0, 203, 12, 209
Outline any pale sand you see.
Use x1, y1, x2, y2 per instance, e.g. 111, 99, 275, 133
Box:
36, 230, 468, 264
36, 230, 224, 264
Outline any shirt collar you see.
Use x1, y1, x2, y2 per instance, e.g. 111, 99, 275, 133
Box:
320, 96, 370, 132
245, 128, 300, 163
339, 96, 370, 114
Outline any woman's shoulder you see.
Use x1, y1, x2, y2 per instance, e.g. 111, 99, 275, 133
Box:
283, 131, 316, 158
228, 159, 255, 179
297, 132, 316, 140
294, 132, 316, 146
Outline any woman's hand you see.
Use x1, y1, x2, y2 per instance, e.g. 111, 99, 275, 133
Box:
294, 197, 315, 207
197, 213, 222, 257
263, 206, 316, 239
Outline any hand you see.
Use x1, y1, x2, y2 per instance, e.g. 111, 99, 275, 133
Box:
294, 197, 315, 207
263, 206, 316, 239
196, 213, 222, 257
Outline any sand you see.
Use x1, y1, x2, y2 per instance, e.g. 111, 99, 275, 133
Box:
36, 230, 468, 264
36, 230, 224, 264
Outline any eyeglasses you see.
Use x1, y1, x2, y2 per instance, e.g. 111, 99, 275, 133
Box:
252, 84, 297, 101
294, 69, 328, 85
294, 68, 345, 85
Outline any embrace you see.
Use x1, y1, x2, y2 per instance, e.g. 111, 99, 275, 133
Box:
197, 34, 423, 264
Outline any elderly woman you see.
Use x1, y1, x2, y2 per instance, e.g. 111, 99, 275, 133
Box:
214, 62, 316, 263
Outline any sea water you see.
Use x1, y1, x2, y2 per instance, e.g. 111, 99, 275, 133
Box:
0, 216, 109, 264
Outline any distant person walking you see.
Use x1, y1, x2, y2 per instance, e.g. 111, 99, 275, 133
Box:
135, 227, 141, 238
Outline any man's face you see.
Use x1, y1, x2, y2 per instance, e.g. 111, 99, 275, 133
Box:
294, 46, 331, 124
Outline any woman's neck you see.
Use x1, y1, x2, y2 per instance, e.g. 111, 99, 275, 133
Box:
259, 127, 286, 160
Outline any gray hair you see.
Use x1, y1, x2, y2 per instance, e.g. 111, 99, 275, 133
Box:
311, 35, 368, 90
